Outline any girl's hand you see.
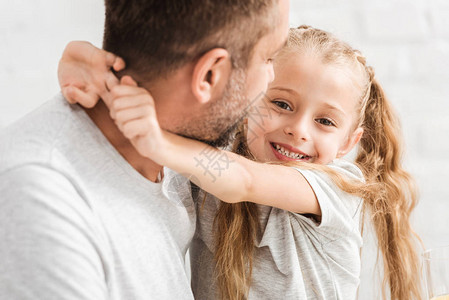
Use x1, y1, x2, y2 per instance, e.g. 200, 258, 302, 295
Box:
108, 76, 163, 160
58, 41, 126, 108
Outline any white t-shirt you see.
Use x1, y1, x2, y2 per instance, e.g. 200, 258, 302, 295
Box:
190, 159, 363, 300
0, 94, 196, 300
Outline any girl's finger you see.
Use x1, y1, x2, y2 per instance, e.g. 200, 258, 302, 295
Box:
121, 119, 152, 140
113, 105, 154, 125
120, 75, 138, 87
104, 50, 125, 71
63, 86, 99, 108
62, 86, 78, 104
110, 94, 154, 112
112, 56, 126, 72
105, 71, 120, 93
110, 84, 146, 98
105, 52, 125, 71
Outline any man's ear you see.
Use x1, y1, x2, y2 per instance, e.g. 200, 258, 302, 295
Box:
191, 48, 231, 104
337, 127, 364, 158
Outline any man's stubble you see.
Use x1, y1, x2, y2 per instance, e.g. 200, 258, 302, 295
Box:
174, 67, 249, 148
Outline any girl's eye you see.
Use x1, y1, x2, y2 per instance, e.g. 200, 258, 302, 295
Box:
316, 118, 335, 126
272, 100, 292, 111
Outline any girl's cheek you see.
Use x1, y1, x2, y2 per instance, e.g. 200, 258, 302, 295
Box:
248, 118, 274, 139
247, 122, 264, 141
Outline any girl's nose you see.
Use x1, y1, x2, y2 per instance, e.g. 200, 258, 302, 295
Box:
283, 121, 310, 142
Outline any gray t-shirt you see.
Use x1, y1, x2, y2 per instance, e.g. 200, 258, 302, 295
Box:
0, 94, 196, 300
190, 160, 363, 300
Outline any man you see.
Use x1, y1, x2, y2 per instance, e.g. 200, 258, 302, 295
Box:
0, 0, 289, 299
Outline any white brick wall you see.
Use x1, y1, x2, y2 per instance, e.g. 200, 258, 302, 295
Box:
1, 1, 448, 298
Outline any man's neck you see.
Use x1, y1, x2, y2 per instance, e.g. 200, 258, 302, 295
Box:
83, 101, 163, 182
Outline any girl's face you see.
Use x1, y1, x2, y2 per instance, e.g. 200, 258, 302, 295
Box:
247, 51, 364, 165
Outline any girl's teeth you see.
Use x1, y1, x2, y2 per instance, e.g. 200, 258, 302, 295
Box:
274, 143, 307, 160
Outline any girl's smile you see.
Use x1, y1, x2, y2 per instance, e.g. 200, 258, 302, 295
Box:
269, 142, 312, 161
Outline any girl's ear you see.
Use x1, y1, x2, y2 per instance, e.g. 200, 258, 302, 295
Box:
337, 127, 364, 158
191, 48, 232, 104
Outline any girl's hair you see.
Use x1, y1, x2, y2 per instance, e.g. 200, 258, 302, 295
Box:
212, 25, 422, 300
213, 125, 260, 300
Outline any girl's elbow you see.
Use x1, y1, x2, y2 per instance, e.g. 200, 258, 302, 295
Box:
235, 170, 255, 203
219, 196, 240, 204
221, 177, 253, 204
217, 166, 254, 204
220, 188, 248, 204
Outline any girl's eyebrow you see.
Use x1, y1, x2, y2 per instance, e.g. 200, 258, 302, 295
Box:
322, 102, 346, 116
270, 86, 299, 96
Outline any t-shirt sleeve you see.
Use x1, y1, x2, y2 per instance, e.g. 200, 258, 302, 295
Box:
0, 165, 107, 300
291, 160, 364, 243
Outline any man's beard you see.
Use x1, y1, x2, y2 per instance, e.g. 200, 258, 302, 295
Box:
174, 67, 249, 148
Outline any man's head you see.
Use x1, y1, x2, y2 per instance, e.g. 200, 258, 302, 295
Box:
103, 0, 289, 147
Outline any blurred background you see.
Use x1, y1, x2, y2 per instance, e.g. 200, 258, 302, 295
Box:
1, 0, 448, 298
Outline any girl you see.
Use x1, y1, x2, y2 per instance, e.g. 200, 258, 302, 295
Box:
59, 26, 422, 299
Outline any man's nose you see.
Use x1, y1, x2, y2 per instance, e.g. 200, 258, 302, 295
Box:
268, 64, 275, 84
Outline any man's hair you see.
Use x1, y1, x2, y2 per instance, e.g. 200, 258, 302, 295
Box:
103, 0, 278, 82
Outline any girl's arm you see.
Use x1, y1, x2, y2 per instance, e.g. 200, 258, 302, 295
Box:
58, 41, 125, 107
111, 77, 320, 216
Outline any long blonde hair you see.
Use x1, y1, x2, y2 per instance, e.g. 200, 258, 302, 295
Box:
213, 26, 422, 300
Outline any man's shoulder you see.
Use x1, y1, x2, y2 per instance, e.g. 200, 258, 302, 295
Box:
0, 93, 95, 172
0, 163, 80, 198
0, 163, 90, 228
